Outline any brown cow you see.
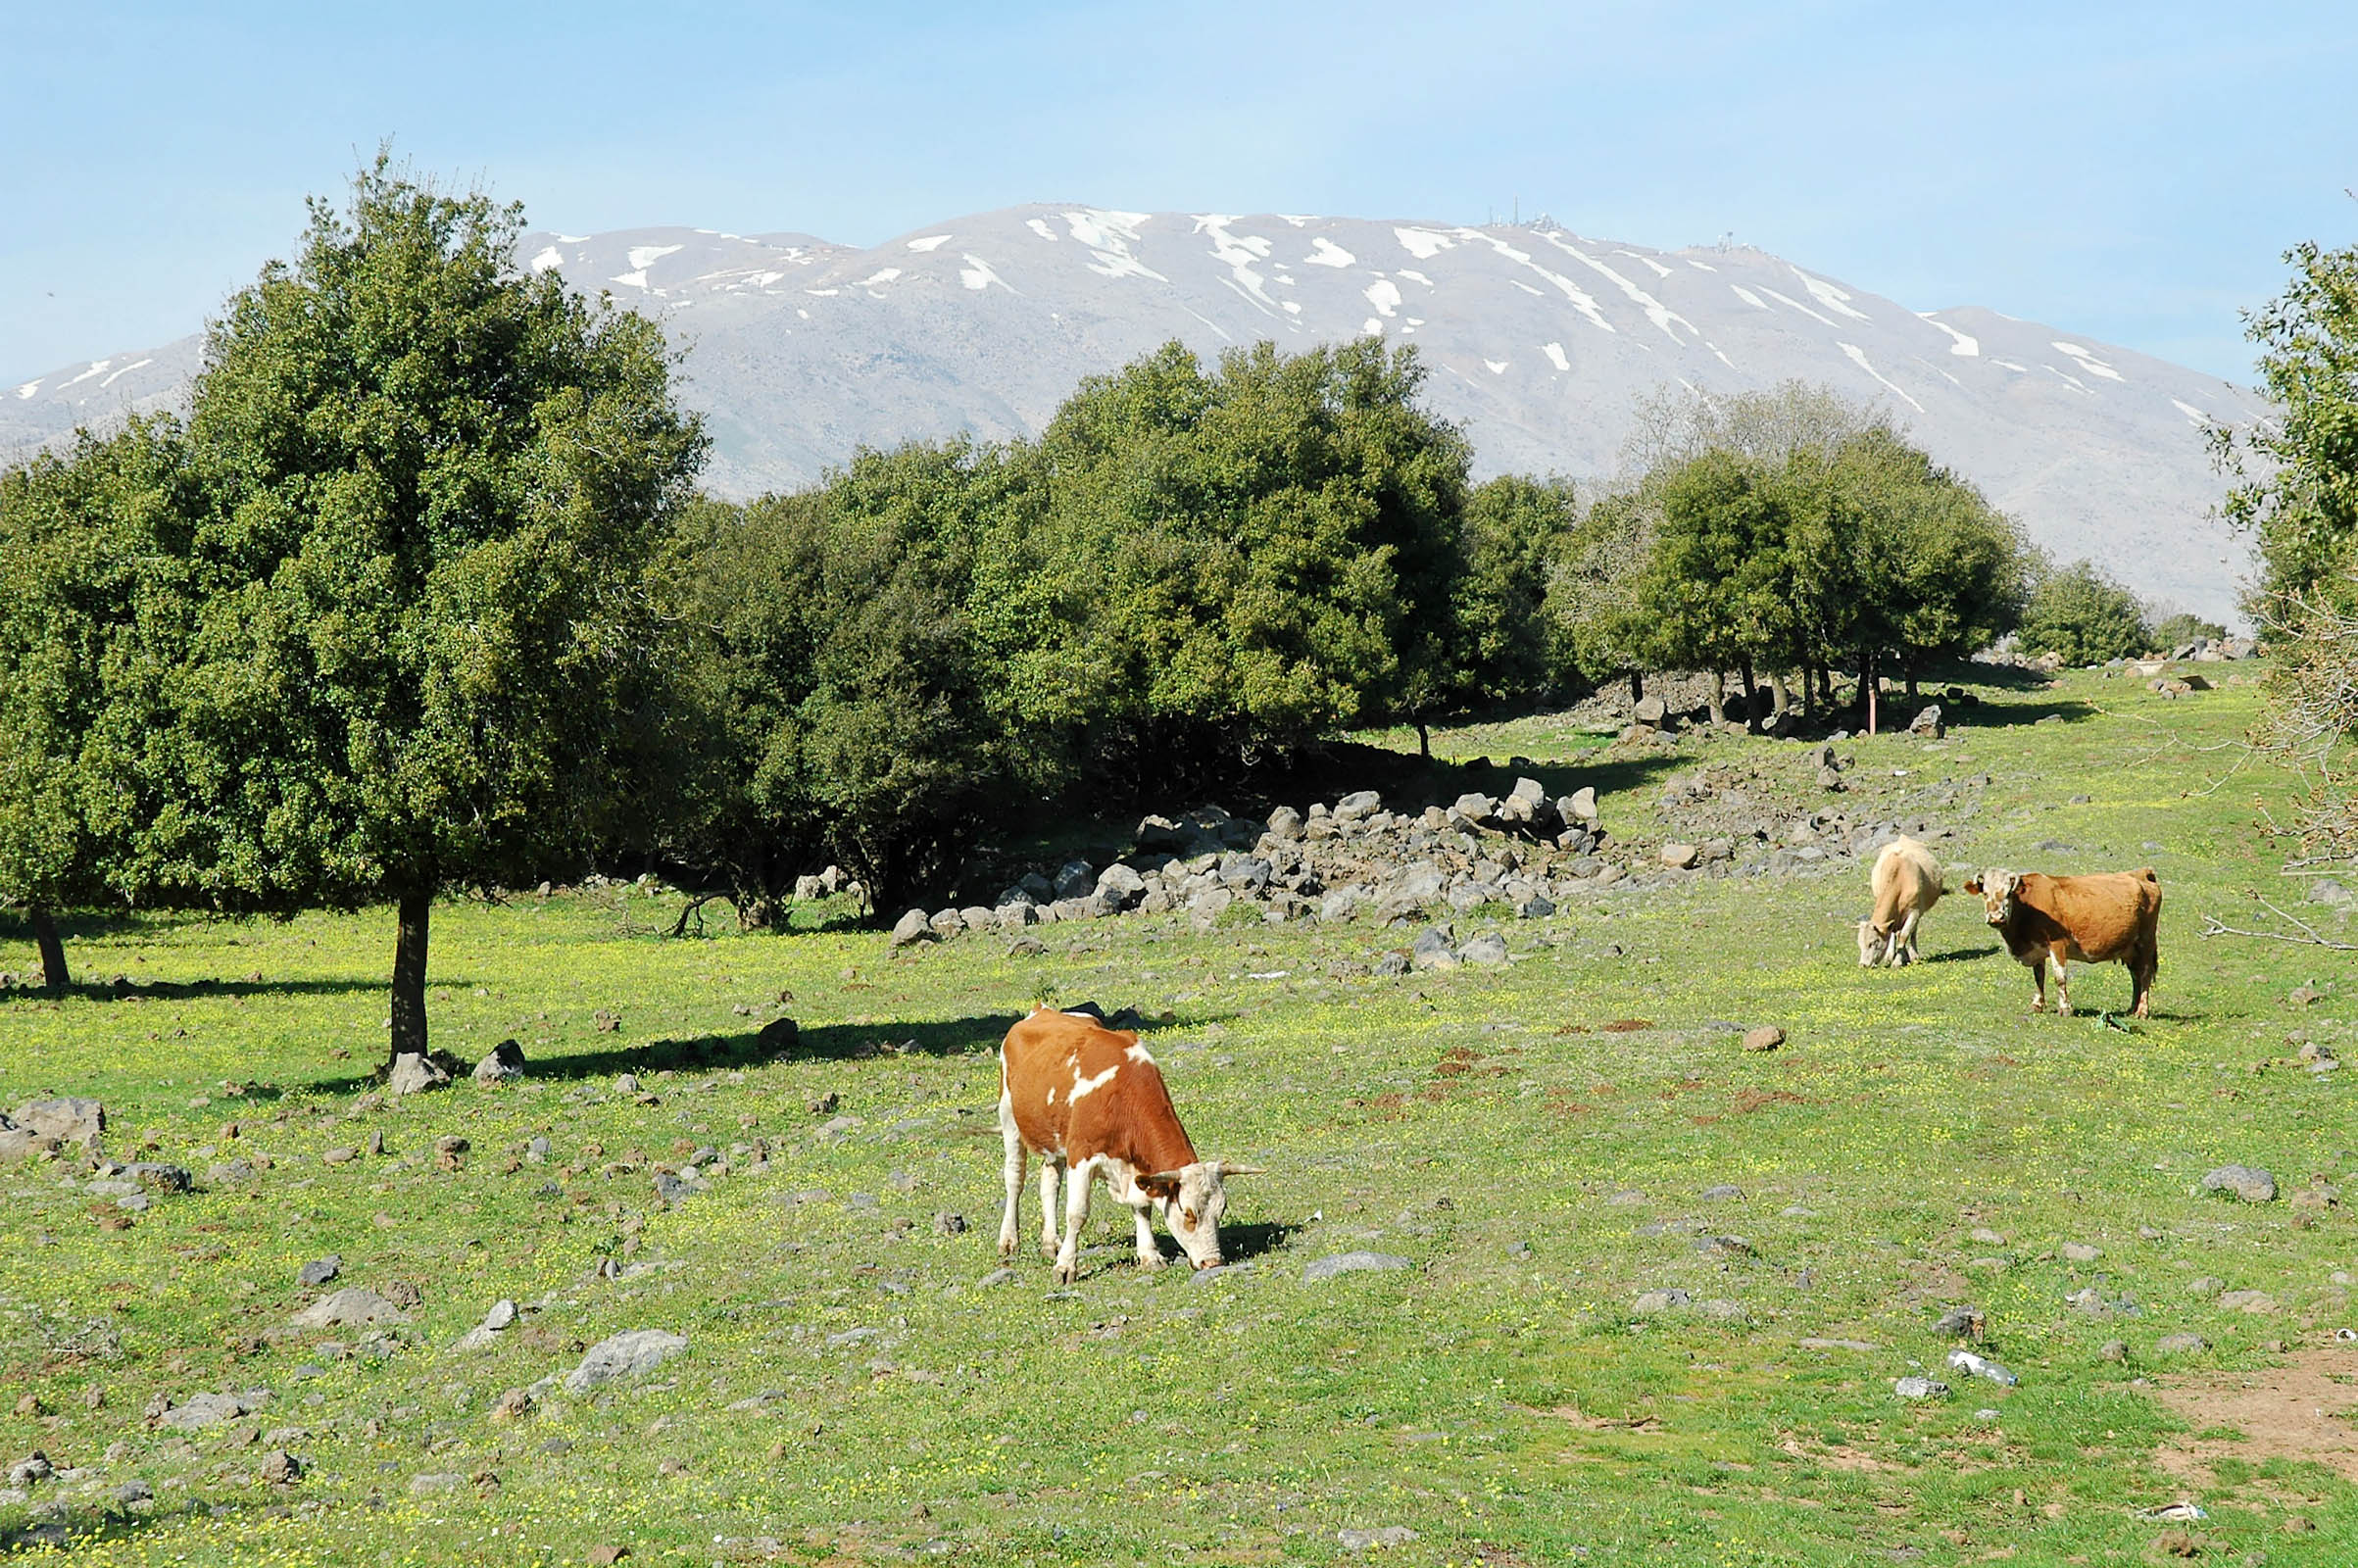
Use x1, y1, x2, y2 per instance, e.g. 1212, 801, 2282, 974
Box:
1960, 867, 2161, 1017
998, 1006, 1261, 1283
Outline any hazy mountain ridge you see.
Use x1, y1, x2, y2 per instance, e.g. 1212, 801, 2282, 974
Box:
4, 205, 2268, 620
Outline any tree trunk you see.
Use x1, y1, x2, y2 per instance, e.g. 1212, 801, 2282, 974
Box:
1865, 650, 1881, 736
1628, 669, 1644, 705
1905, 666, 1920, 702
1415, 720, 1432, 761
1769, 670, 1790, 718
30, 907, 68, 989
1799, 665, 1816, 722
1706, 670, 1726, 726
1738, 658, 1759, 732
388, 890, 431, 1066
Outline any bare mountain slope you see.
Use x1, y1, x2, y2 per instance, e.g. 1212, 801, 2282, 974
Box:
3, 206, 2267, 621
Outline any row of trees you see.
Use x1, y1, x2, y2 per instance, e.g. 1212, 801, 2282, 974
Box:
7, 160, 2161, 1058
1557, 385, 2030, 732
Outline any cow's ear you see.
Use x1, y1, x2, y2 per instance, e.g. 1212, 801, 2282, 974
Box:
1961, 876, 1982, 894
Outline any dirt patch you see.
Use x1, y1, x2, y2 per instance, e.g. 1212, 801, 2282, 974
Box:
1776, 1435, 1907, 1473
2149, 1348, 2358, 1482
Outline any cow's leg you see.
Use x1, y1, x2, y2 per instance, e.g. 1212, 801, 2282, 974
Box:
1054, 1158, 1096, 1285
2027, 956, 2046, 1012
2049, 947, 2073, 1016
1038, 1160, 1063, 1260
2132, 940, 2157, 1018
997, 1094, 1026, 1259
1890, 909, 1920, 966
1132, 1203, 1163, 1269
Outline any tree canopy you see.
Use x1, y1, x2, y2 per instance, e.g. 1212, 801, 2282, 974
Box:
118, 158, 707, 1060
2016, 559, 2152, 666
0, 419, 194, 985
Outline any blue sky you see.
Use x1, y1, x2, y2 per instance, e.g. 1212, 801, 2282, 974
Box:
3, 1, 2351, 380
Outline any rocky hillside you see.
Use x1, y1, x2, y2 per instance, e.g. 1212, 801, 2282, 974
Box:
3, 207, 2269, 621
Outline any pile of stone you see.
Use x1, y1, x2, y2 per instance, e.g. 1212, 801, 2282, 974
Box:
790, 864, 867, 905
893, 780, 1610, 946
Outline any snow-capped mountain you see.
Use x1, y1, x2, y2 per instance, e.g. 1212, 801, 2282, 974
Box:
3, 205, 2267, 621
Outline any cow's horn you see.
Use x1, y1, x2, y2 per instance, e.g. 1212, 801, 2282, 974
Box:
1216, 1161, 1266, 1178
1143, 1169, 1188, 1185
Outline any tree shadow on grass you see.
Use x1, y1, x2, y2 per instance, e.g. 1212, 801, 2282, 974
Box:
314, 1015, 1024, 1095
1948, 698, 2101, 729
308, 1004, 1249, 1095
0, 977, 384, 1008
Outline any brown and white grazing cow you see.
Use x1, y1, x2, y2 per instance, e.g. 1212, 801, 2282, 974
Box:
999, 1006, 1261, 1283
1857, 834, 1942, 966
1960, 867, 2162, 1017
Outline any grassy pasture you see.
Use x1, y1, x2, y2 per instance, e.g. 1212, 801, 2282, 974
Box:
1, 668, 2353, 1566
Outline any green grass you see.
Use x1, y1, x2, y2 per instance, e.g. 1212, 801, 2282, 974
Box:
2, 666, 2354, 1566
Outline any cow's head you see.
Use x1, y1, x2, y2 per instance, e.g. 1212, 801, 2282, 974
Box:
1855, 918, 1890, 966
1961, 869, 2020, 927
1138, 1160, 1262, 1269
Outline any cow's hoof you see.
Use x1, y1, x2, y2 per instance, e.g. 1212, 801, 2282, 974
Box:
1136, 1253, 1164, 1271
1053, 1264, 1076, 1286
2057, 1004, 2074, 1017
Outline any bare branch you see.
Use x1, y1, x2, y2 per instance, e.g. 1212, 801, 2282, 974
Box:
2200, 912, 2358, 952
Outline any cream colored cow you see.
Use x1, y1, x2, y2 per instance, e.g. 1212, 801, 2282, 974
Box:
1856, 835, 1942, 966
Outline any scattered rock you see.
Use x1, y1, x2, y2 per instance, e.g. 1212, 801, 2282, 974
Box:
386, 1054, 449, 1097
1457, 932, 1509, 966
1303, 1251, 1412, 1283
1659, 842, 1699, 870
564, 1329, 688, 1393
2200, 1164, 2276, 1202
2062, 1242, 2103, 1263
258, 1449, 303, 1485
2154, 1333, 2209, 1355
452, 1299, 521, 1352
1631, 1288, 1691, 1315
1338, 1526, 1418, 1552
889, 909, 937, 948
156, 1392, 252, 1431
1932, 1305, 1985, 1340
2215, 1290, 2278, 1314
291, 1289, 406, 1330
298, 1256, 341, 1289
489, 1387, 535, 1424
4, 1097, 105, 1157
1892, 1376, 1948, 1400
757, 1016, 799, 1052
473, 1039, 526, 1084
1741, 1026, 1784, 1053
1409, 927, 1458, 971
